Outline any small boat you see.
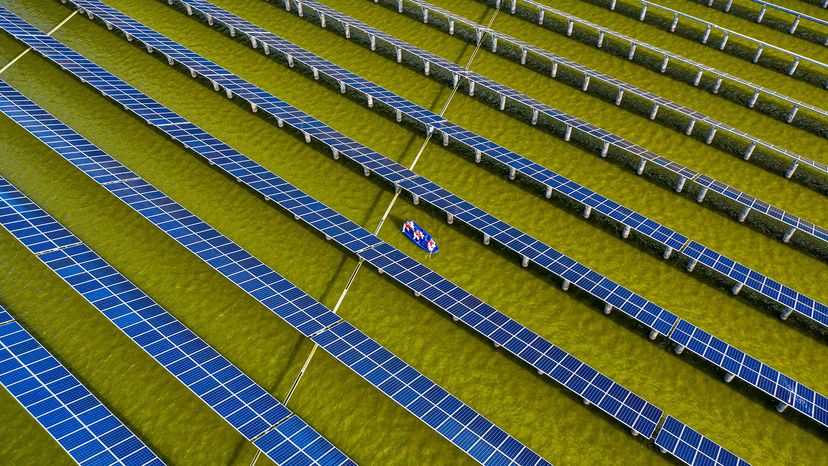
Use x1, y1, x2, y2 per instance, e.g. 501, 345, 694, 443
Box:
402, 220, 438, 254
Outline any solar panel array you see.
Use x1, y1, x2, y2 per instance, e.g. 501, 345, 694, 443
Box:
655, 416, 750, 466
602, 0, 828, 85
375, 0, 828, 243
0, 77, 549, 466
362, 0, 827, 184
51, 0, 828, 335
670, 320, 827, 428
0, 306, 164, 466
0, 175, 354, 464
698, 0, 828, 41
2, 8, 817, 456
508, 0, 828, 125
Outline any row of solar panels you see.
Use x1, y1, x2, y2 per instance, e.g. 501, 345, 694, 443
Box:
0, 74, 549, 466
49, 0, 828, 432
384, 0, 828, 240
0, 12, 754, 465
160, 0, 828, 330
601, 0, 828, 83
0, 305, 165, 466
397, 0, 827, 184
511, 0, 828, 124
700, 0, 828, 38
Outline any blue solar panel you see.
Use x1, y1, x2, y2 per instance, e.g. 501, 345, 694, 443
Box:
683, 241, 827, 328
0, 82, 545, 466
670, 320, 827, 429
283, 0, 827, 246
655, 416, 750, 466
37, 1, 683, 342
0, 79, 664, 442
146, 0, 828, 330
253, 416, 353, 466
0, 312, 163, 466
313, 321, 551, 466
0, 306, 12, 325
0, 177, 353, 464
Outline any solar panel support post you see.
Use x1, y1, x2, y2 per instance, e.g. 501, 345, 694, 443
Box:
610, 0, 617, 10
604, 303, 612, 314
597, 31, 605, 48
448, 20, 454, 35
146, 44, 153, 53
753, 44, 764, 63
250, 37, 258, 50
669, 14, 679, 32
395, 109, 402, 122
706, 126, 718, 143
636, 158, 646, 175
731, 283, 744, 295
713, 76, 723, 93
339, 80, 346, 94
474, 149, 482, 163
561, 279, 570, 290
296, 2, 303, 17
582, 76, 590, 91
483, 233, 490, 245
537, 9, 544, 25
286, 55, 294, 67
442, 132, 449, 146
675, 177, 686, 193
522, 256, 529, 267
786, 105, 799, 123
225, 88, 233, 99
583, 398, 591, 405
446, 213, 454, 224
332, 148, 339, 160
423, 61, 430, 75
685, 118, 695, 135
189, 68, 196, 78
251, 103, 258, 113
531, 108, 539, 125
104, 20, 112, 30
521, 49, 527, 64
583, 205, 592, 218
468, 80, 475, 96
627, 43, 637, 60
601, 141, 609, 157
702, 24, 712, 44
566, 19, 574, 36
615, 89, 624, 105
783, 226, 796, 243
207, 14, 213, 26
167, 56, 174, 66
363, 166, 370, 176
320, 13, 326, 28
781, 307, 794, 320
738, 207, 750, 222
499, 94, 506, 110
509, 166, 516, 179
639, 4, 647, 21
724, 372, 735, 383
719, 33, 730, 50
564, 125, 572, 141
367, 95, 373, 107
696, 187, 708, 203
212, 80, 219, 91
649, 104, 659, 120
785, 161, 799, 178
756, 4, 767, 23
312, 67, 319, 80
344, 23, 350, 38
748, 90, 760, 108
396, 46, 402, 62
686, 259, 697, 272
776, 401, 789, 412
551, 61, 559, 77
370, 35, 376, 50
674, 344, 685, 354
693, 69, 703, 86
744, 142, 757, 160
491, 37, 498, 52
662, 247, 672, 260
622, 225, 631, 238
648, 330, 659, 340
659, 56, 669, 72
788, 57, 800, 75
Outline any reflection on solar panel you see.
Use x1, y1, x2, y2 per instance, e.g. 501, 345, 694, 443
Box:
0, 77, 668, 443
593, 0, 828, 86
501, 0, 828, 129
0, 80, 548, 466
655, 416, 749, 466
670, 320, 827, 428
0, 307, 164, 466
368, 0, 827, 243
0, 177, 353, 465
342, 0, 827, 187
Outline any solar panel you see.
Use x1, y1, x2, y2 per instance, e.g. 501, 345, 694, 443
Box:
0, 311, 163, 466
0, 177, 353, 465
670, 320, 827, 429
39, 0, 681, 344
0, 306, 12, 325
0, 83, 546, 465
0, 80, 663, 443
654, 416, 750, 466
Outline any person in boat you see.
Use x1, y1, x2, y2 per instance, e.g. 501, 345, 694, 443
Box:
426, 239, 436, 253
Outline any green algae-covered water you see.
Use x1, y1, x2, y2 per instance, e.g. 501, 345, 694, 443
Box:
0, 0, 825, 464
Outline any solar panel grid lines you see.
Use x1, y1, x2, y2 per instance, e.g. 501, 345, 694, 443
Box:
311, 321, 554, 466
0, 310, 164, 466
278, 1, 828, 252
0, 177, 361, 466
669, 320, 828, 429
694, 0, 828, 44
47, 0, 828, 335
599, 0, 828, 85
0, 67, 665, 453
504, 1, 828, 125
373, 0, 828, 184
654, 416, 750, 466
0, 82, 547, 466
